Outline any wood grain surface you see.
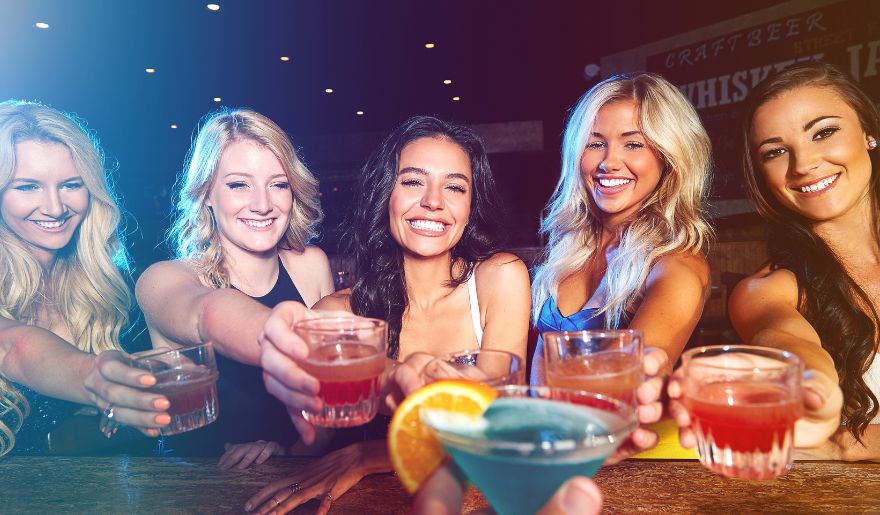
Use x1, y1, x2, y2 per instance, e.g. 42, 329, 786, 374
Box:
1, 456, 877, 514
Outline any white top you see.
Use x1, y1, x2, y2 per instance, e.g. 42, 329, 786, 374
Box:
467, 272, 483, 348
865, 352, 880, 424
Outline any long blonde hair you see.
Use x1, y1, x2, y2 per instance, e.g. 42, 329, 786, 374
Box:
0, 377, 27, 457
532, 73, 713, 327
0, 100, 132, 352
169, 108, 322, 288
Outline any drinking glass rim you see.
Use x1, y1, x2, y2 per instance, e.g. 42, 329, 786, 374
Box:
294, 315, 387, 332
542, 329, 642, 341
426, 385, 636, 455
130, 342, 213, 360
427, 348, 522, 365
682, 344, 802, 371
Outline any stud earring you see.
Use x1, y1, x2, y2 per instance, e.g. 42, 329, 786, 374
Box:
870, 139, 878, 149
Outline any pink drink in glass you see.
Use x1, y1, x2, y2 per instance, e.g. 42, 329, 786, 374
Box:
295, 317, 387, 428
683, 345, 803, 480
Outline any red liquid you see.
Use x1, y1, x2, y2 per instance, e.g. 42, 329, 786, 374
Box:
686, 382, 800, 453
148, 368, 218, 417
546, 351, 641, 405
300, 343, 384, 407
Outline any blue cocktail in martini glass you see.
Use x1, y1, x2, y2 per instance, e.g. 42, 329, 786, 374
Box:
423, 385, 636, 515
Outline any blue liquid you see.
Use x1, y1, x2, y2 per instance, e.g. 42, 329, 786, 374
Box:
438, 397, 627, 515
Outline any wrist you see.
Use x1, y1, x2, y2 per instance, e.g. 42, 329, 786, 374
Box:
356, 439, 393, 475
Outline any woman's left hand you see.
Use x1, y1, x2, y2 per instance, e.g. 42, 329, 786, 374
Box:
218, 440, 286, 470
604, 346, 668, 465
244, 440, 390, 515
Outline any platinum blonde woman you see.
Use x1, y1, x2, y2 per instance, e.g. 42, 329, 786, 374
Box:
0, 100, 172, 456
530, 72, 714, 456
136, 108, 333, 467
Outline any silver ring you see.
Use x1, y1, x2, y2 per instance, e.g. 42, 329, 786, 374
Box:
103, 404, 115, 419
289, 483, 300, 493
271, 496, 281, 506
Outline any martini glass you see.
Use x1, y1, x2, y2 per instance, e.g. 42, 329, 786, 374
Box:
424, 385, 636, 515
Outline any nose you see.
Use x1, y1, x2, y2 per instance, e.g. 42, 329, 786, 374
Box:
599, 147, 622, 173
790, 146, 820, 176
420, 183, 444, 211
41, 188, 67, 219
249, 187, 271, 214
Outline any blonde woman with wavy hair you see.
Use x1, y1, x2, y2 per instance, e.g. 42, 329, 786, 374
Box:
0, 100, 173, 456
137, 108, 333, 467
530, 73, 713, 457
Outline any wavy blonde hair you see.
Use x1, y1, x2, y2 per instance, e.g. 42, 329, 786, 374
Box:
0, 377, 28, 457
169, 108, 322, 288
0, 100, 132, 455
532, 73, 713, 327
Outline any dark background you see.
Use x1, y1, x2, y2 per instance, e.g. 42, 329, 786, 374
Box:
1, 0, 795, 271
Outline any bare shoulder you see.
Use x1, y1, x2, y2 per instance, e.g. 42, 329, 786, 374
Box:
282, 245, 331, 268
136, 259, 202, 296
649, 252, 710, 289
313, 288, 353, 312
475, 252, 529, 283
730, 265, 799, 312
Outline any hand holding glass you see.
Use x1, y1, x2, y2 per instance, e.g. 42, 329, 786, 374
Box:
129, 343, 219, 435
424, 349, 524, 387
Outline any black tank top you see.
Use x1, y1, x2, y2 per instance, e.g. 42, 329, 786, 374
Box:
161, 259, 304, 456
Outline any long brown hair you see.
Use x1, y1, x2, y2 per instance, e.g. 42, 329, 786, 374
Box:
739, 62, 880, 439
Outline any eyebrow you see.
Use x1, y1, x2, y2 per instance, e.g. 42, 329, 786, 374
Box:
222, 172, 287, 180
9, 176, 82, 184
757, 115, 844, 147
590, 130, 643, 138
398, 166, 471, 183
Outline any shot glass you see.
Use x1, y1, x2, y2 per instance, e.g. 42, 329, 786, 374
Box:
294, 316, 387, 428
542, 329, 643, 407
682, 345, 803, 480
130, 343, 219, 435
424, 349, 524, 387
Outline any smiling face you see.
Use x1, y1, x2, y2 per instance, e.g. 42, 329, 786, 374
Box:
206, 139, 293, 257
750, 85, 875, 223
388, 136, 473, 259
580, 100, 664, 228
1, 140, 90, 267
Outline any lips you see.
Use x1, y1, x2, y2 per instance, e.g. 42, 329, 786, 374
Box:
29, 217, 71, 232
407, 218, 448, 235
794, 173, 840, 195
240, 218, 276, 230
594, 175, 634, 194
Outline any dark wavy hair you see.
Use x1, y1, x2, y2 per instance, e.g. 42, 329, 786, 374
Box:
344, 116, 508, 359
739, 62, 880, 439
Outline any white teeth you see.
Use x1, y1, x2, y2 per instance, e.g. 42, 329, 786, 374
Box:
409, 219, 445, 232
33, 220, 64, 229
598, 178, 632, 188
800, 174, 838, 193
242, 219, 273, 228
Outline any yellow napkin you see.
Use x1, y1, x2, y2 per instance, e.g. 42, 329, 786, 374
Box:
632, 419, 697, 459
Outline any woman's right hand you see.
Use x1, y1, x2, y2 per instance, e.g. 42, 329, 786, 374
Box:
82, 350, 171, 436
259, 301, 323, 445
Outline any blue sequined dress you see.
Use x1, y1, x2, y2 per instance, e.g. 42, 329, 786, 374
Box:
7, 384, 81, 456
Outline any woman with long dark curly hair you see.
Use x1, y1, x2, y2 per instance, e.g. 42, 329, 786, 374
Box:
672, 62, 879, 461
246, 115, 531, 513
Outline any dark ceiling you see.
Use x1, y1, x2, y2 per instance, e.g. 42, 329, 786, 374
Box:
1, 0, 787, 263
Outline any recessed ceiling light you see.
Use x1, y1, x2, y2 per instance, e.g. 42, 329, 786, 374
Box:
452, 96, 461, 101
356, 111, 364, 116
35, 22, 49, 29
170, 124, 178, 129
280, 56, 290, 62
425, 43, 436, 49
324, 88, 333, 94
145, 68, 156, 74
443, 79, 452, 85
206, 4, 220, 11
213, 97, 222, 102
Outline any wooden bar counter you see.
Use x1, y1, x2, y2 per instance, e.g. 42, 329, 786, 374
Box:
1, 456, 878, 513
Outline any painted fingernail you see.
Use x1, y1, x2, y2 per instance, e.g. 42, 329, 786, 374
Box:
139, 375, 157, 386
153, 398, 170, 410
155, 414, 171, 425
147, 429, 159, 437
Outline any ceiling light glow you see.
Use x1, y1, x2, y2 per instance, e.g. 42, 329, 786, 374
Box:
206, 4, 220, 11
424, 43, 436, 49
213, 97, 222, 102
443, 79, 452, 85
324, 88, 333, 94
170, 124, 178, 129
356, 111, 364, 116
280, 56, 290, 62
452, 96, 461, 101
145, 68, 156, 73
35, 22, 49, 29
